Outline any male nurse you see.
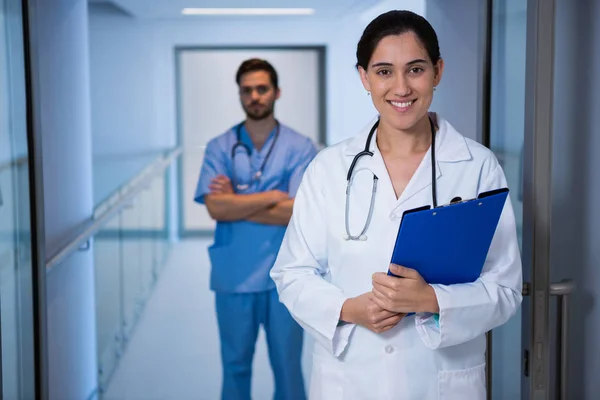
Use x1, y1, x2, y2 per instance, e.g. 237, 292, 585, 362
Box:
194, 58, 316, 400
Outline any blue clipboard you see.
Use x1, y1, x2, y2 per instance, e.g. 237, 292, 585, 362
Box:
388, 188, 509, 286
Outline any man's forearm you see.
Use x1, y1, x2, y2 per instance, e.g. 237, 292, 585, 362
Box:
246, 199, 294, 226
204, 192, 276, 221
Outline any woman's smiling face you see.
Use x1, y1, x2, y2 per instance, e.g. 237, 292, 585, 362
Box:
359, 31, 444, 132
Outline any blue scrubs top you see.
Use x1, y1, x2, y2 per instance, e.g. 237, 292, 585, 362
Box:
194, 123, 317, 293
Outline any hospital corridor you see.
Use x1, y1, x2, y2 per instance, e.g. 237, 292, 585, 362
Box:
1, 0, 599, 399
97, 239, 312, 400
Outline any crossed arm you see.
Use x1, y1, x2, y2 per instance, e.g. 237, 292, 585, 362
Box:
203, 175, 294, 226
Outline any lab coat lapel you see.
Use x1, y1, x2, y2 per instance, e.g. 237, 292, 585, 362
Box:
393, 115, 473, 209
395, 148, 442, 208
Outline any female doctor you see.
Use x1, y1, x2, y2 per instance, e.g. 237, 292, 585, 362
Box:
270, 10, 522, 400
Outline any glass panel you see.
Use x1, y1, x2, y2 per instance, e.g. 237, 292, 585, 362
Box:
94, 214, 123, 393
93, 150, 169, 208
152, 169, 168, 278
0, 0, 36, 397
92, 161, 174, 393
120, 195, 143, 342
138, 187, 154, 301
489, 0, 527, 398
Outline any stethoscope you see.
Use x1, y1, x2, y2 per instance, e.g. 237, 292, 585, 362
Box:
343, 116, 438, 241
231, 120, 280, 192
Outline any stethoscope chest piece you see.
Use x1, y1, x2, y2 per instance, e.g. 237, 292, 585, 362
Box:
343, 234, 367, 241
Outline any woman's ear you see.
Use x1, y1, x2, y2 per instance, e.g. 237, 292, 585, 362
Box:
433, 58, 445, 87
358, 66, 372, 93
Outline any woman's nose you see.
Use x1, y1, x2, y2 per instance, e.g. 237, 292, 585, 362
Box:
393, 75, 411, 97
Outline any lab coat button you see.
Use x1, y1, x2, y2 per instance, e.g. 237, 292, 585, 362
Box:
385, 345, 394, 354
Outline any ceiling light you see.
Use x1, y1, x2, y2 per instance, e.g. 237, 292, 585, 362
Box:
181, 8, 316, 16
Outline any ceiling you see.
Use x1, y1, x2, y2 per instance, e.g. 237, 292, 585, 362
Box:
89, 0, 384, 19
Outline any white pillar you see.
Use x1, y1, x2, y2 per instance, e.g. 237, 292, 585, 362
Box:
28, 0, 97, 399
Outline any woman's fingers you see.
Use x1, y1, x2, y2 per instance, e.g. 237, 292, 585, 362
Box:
374, 313, 406, 332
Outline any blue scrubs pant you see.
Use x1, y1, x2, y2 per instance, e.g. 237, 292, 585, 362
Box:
215, 289, 305, 400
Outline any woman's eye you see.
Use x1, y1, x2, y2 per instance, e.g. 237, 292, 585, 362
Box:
409, 67, 424, 74
377, 69, 392, 76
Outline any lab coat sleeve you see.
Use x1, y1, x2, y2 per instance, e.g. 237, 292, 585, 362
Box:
415, 161, 523, 349
271, 159, 355, 357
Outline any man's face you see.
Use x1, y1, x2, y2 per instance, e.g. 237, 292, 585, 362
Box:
238, 70, 280, 121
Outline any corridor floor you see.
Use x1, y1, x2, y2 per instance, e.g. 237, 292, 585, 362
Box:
103, 239, 311, 400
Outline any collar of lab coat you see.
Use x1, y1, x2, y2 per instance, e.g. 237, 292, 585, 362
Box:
344, 112, 472, 163
343, 112, 473, 208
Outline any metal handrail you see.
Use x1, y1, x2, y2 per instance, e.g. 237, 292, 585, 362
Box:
45, 147, 182, 272
0, 155, 28, 173
522, 279, 574, 400
0, 156, 28, 207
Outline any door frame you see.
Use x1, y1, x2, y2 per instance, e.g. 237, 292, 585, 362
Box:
21, 0, 49, 398
521, 0, 557, 398
482, 0, 559, 398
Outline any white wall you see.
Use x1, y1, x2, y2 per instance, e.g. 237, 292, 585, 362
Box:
425, 0, 486, 141
89, 3, 167, 156
29, 0, 97, 399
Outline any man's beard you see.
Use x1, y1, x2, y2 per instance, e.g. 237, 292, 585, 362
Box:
243, 102, 275, 121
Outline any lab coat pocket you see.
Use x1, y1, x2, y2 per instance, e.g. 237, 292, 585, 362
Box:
308, 354, 344, 400
438, 363, 486, 400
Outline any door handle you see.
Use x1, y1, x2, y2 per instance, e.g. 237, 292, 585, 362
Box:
522, 279, 574, 400
0, 182, 3, 207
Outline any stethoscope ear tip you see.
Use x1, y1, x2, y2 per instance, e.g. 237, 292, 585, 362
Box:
359, 235, 367, 241
343, 234, 350, 241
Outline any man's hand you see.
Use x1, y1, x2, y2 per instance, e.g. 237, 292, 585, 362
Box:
209, 175, 234, 194
266, 189, 289, 206
340, 292, 406, 334
208, 175, 288, 207
371, 264, 439, 314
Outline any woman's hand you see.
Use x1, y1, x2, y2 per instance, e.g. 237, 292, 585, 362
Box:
371, 264, 440, 314
340, 292, 406, 334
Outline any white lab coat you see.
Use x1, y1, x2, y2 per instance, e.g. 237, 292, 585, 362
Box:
270, 114, 523, 400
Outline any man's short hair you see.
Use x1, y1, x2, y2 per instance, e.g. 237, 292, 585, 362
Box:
235, 58, 279, 89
